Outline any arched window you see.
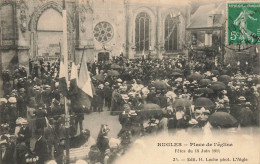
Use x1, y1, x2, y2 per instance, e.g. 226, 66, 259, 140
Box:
0, 4, 15, 46
135, 12, 150, 52
164, 14, 179, 52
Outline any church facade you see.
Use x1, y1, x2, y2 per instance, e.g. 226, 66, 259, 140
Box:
0, 0, 191, 72
1, 0, 258, 76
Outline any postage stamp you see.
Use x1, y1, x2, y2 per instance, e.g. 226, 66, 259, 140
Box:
227, 2, 260, 45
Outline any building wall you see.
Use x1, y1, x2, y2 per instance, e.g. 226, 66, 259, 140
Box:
0, 0, 189, 73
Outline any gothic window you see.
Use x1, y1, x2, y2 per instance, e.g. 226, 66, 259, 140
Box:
94, 22, 114, 43
164, 14, 178, 52
0, 4, 15, 46
135, 12, 150, 52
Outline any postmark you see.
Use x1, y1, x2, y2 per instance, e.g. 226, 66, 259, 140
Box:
227, 2, 260, 45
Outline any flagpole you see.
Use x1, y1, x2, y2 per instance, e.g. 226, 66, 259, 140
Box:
79, 46, 86, 71
62, 0, 70, 163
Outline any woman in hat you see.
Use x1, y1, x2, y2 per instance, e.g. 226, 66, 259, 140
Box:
15, 117, 31, 148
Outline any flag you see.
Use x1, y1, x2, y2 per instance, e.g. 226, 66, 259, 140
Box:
78, 57, 93, 97
78, 55, 94, 109
58, 60, 68, 96
69, 62, 78, 96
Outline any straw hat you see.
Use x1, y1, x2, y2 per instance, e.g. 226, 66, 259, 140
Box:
117, 78, 122, 83
129, 110, 137, 116
8, 97, 17, 103
121, 94, 129, 100
0, 98, 8, 104
16, 117, 28, 125
189, 119, 198, 125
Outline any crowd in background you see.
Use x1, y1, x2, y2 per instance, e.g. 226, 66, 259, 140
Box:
0, 54, 259, 164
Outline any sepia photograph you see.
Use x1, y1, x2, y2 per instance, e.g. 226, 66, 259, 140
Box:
0, 0, 259, 163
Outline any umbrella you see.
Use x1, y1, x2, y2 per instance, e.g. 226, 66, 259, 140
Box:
92, 74, 104, 82
221, 69, 229, 75
210, 82, 226, 91
188, 73, 204, 81
174, 68, 182, 73
107, 70, 120, 76
199, 79, 212, 87
197, 88, 214, 94
211, 70, 220, 76
171, 72, 182, 77
252, 78, 260, 84
173, 98, 192, 110
193, 97, 215, 108
139, 103, 163, 119
236, 108, 254, 127
152, 80, 168, 90
218, 75, 232, 84
208, 112, 238, 128
111, 64, 120, 69
212, 81, 226, 86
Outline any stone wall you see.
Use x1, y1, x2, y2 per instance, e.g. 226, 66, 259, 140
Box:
0, 0, 190, 73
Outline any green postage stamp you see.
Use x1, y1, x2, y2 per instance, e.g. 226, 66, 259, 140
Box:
227, 2, 260, 45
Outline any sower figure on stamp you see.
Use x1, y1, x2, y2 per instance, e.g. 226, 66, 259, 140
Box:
234, 7, 258, 44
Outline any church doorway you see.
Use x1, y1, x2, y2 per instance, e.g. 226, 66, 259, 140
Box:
97, 52, 109, 62
36, 8, 63, 61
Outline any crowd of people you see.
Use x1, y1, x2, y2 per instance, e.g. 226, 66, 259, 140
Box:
0, 54, 259, 164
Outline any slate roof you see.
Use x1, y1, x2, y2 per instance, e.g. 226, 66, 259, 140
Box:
187, 4, 225, 30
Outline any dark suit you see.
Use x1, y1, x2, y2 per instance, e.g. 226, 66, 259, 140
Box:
1, 143, 15, 164
104, 86, 112, 109
34, 137, 50, 164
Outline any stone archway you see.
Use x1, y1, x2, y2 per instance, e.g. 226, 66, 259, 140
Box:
28, 1, 73, 60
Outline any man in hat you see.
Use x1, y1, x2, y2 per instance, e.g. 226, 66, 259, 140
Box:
44, 118, 58, 160
42, 85, 52, 106
17, 88, 27, 118
72, 104, 84, 134
110, 85, 122, 115
153, 90, 162, 107
7, 97, 18, 132
104, 82, 112, 110
27, 98, 36, 136
34, 130, 50, 164
159, 90, 168, 108
96, 84, 105, 112
33, 63, 39, 78
70, 129, 94, 148
0, 98, 8, 124
35, 104, 47, 134
0, 135, 15, 164
2, 69, 10, 87
146, 87, 156, 103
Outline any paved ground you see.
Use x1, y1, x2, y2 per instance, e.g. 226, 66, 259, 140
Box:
29, 107, 121, 151
81, 109, 122, 140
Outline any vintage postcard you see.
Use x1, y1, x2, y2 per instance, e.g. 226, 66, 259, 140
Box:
0, 0, 259, 164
